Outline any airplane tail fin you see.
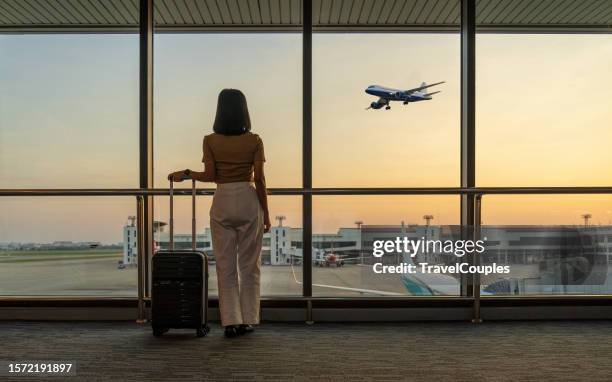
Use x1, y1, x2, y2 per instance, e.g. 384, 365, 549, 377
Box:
420, 82, 427, 89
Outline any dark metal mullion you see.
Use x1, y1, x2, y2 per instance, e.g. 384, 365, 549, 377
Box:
302, 0, 313, 298
139, 0, 154, 300
460, 0, 476, 298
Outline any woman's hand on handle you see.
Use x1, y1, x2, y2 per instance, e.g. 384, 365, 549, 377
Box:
167, 169, 191, 182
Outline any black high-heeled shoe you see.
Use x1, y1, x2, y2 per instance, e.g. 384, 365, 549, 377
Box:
237, 324, 254, 335
224, 325, 239, 338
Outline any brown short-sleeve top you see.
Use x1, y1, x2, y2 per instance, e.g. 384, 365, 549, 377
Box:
202, 132, 265, 184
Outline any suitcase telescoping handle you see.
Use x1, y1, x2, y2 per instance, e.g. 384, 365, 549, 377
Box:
169, 178, 197, 251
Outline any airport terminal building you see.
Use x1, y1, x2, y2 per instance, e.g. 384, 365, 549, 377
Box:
123, 219, 612, 295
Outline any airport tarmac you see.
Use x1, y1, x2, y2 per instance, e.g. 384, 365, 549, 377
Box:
0, 254, 417, 297
2, 253, 607, 296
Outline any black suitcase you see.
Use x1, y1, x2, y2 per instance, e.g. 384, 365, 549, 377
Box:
151, 179, 209, 337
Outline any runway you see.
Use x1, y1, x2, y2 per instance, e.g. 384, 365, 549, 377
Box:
0, 253, 415, 297
3, 251, 608, 296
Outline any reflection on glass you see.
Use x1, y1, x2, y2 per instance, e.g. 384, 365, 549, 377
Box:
0, 197, 136, 296
480, 195, 612, 295
153, 196, 302, 296
313, 196, 460, 296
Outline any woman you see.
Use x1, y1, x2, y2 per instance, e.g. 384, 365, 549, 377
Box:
168, 89, 271, 338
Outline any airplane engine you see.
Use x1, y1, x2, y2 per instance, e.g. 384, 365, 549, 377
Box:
370, 101, 384, 109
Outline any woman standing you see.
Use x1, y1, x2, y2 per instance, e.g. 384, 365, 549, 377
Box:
168, 89, 271, 338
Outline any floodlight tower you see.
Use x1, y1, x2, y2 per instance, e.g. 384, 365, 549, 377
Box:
582, 214, 592, 227
423, 215, 434, 226
275, 215, 286, 227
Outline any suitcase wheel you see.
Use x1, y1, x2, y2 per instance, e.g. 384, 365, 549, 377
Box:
153, 326, 169, 337
196, 325, 210, 338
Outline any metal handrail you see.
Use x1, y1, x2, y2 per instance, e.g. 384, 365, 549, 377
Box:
4, 186, 612, 323
2, 186, 612, 196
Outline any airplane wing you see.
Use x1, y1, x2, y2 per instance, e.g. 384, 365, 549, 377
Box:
404, 81, 445, 94
401, 273, 459, 296
424, 91, 441, 97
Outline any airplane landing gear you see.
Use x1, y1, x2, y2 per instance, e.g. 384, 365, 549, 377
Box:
403, 101, 409, 105
385, 106, 391, 110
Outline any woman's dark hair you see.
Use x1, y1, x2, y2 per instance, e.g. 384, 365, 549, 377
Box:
212, 89, 251, 136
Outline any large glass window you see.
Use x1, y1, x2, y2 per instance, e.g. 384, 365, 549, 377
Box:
480, 195, 612, 295
313, 33, 460, 187
0, 35, 139, 188
0, 33, 139, 296
3, 0, 612, 303
0, 197, 136, 296
154, 34, 302, 189
313, 196, 460, 296
476, 34, 612, 186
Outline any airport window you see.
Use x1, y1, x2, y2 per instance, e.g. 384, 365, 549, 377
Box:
471, 0, 612, 297
3, 0, 612, 307
480, 195, 612, 295
153, 33, 302, 189
313, 195, 460, 296
476, 34, 612, 186
0, 34, 139, 188
0, 197, 137, 296
312, 33, 460, 187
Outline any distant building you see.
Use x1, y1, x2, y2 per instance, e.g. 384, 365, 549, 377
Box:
122, 217, 137, 266
122, 218, 166, 266
270, 225, 291, 265
152, 225, 362, 265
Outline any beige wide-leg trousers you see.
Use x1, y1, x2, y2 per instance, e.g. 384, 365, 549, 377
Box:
210, 182, 263, 327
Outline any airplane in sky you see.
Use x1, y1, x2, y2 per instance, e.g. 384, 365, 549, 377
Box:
365, 81, 445, 110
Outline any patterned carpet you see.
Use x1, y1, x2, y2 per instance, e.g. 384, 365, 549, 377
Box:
1, 321, 611, 381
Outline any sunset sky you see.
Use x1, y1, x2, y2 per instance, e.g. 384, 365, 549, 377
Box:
1, 33, 612, 243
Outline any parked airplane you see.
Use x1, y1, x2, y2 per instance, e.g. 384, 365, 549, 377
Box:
292, 248, 357, 268
313, 249, 359, 267
365, 81, 444, 110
